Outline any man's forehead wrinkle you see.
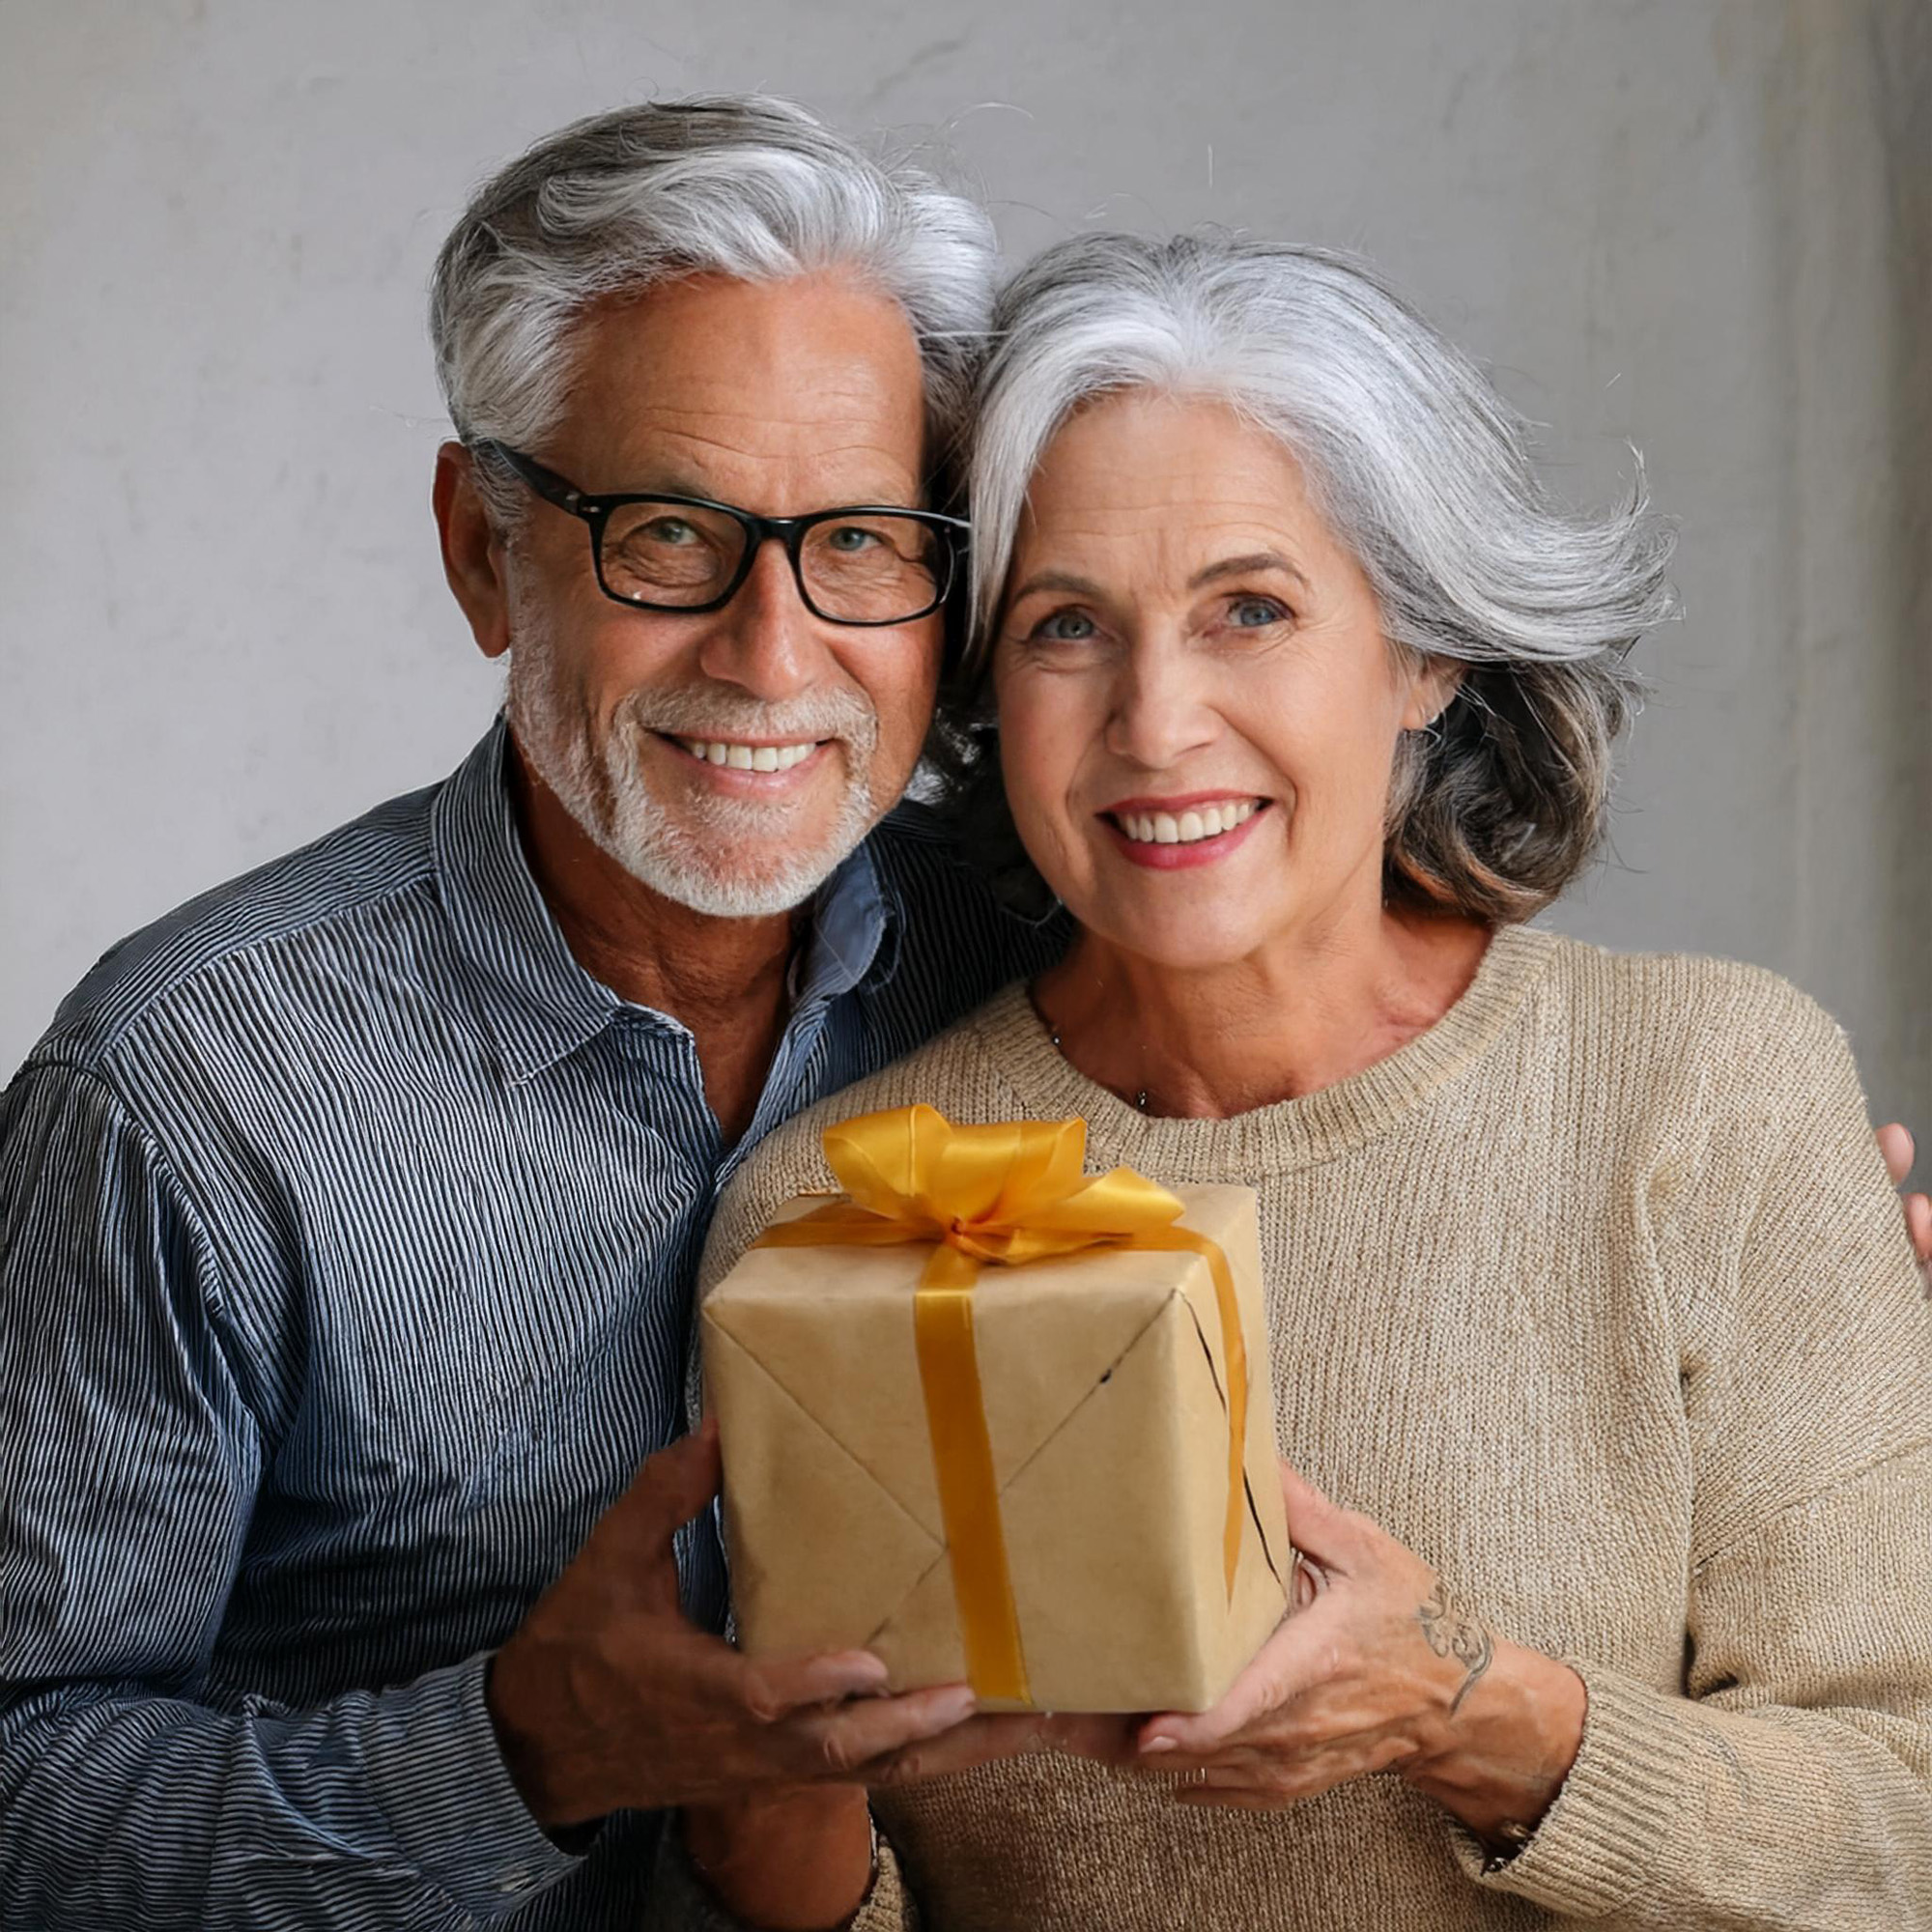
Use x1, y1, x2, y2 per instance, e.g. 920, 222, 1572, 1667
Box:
632, 404, 906, 447
596, 422, 918, 507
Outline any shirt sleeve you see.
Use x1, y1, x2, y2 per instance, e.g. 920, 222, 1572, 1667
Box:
1450, 980, 1932, 1925
0, 1061, 582, 1929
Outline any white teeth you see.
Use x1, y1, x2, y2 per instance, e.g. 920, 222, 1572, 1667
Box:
1116, 800, 1258, 846
676, 738, 818, 772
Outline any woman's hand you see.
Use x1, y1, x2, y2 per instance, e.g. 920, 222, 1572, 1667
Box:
1124, 1462, 1586, 1851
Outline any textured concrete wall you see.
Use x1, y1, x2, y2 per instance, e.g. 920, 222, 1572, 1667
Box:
2, 0, 1926, 1130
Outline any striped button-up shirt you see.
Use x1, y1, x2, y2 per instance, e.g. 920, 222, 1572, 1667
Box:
0, 721, 1061, 1930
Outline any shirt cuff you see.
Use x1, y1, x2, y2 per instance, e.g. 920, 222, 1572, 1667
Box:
644, 1812, 912, 1932
1445, 1659, 1696, 1917
363, 1651, 593, 1922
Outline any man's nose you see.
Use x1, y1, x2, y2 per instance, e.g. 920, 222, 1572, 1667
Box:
696, 537, 835, 700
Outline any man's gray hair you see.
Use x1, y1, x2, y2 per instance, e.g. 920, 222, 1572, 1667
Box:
958, 234, 1679, 923
430, 96, 996, 519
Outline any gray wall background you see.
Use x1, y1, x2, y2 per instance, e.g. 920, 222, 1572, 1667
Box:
3, 1, 1927, 1133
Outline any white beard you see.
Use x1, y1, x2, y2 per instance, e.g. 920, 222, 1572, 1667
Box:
503, 594, 883, 919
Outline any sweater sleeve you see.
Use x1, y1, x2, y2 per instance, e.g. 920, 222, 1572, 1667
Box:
1454, 975, 1932, 1925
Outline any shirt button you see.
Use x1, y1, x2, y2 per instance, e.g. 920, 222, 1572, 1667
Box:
497, 1866, 534, 1893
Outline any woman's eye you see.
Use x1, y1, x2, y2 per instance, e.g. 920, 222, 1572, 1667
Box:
1226, 595, 1289, 629
1032, 610, 1097, 643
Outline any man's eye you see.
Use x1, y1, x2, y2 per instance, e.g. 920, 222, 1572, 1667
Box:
1033, 610, 1097, 642
641, 517, 699, 545
1227, 596, 1288, 628
825, 525, 881, 553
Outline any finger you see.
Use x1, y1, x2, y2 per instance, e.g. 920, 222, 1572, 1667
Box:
600, 1420, 722, 1564
789, 1682, 979, 1780
862, 1710, 1060, 1785
1274, 1460, 1354, 1569
1907, 1191, 1932, 1269
1137, 1614, 1317, 1756
1878, 1122, 1916, 1187
1291, 1551, 1323, 1612
732, 1646, 894, 1719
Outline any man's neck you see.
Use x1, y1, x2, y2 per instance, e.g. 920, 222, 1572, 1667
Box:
508, 743, 797, 1141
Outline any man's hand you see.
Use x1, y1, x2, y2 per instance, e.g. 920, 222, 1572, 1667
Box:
485, 1420, 977, 1829
1878, 1124, 1932, 1276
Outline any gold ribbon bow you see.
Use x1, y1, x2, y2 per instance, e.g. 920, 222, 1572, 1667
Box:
752, 1104, 1250, 1707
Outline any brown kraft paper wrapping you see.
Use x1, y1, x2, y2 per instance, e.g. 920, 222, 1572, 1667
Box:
703, 1178, 1291, 1713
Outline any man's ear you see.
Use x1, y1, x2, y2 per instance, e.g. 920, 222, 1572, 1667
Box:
434, 441, 514, 662
1401, 655, 1466, 732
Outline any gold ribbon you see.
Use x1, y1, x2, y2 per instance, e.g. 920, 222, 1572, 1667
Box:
751, 1104, 1249, 1706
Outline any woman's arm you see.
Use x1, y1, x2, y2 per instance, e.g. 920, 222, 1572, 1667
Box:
1447, 988, 1932, 1922
1122, 979, 1932, 1925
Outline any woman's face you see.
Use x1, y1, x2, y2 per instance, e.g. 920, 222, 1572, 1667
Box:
993, 391, 1454, 971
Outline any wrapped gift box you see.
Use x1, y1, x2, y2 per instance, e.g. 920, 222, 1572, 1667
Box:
702, 1110, 1290, 1713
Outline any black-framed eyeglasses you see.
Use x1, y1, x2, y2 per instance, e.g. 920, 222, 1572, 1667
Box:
476, 441, 968, 627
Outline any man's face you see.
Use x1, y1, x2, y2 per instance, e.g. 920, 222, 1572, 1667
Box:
491, 272, 943, 917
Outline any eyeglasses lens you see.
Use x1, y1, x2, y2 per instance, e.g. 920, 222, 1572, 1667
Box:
596, 504, 948, 621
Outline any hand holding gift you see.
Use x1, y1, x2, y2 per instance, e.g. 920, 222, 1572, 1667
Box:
1120, 1460, 1587, 1858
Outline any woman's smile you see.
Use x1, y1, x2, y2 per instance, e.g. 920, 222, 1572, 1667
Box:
1098, 794, 1273, 869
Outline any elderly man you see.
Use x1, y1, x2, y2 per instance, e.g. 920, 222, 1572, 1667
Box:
2, 94, 1926, 1932
0, 98, 1052, 1930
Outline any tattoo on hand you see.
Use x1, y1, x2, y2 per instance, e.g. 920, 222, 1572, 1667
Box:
1417, 1578, 1494, 1717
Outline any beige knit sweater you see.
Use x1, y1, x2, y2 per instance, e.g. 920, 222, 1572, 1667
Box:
655, 926, 1932, 1930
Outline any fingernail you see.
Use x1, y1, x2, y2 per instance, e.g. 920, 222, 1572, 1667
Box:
1140, 1733, 1177, 1754
937, 1685, 977, 1722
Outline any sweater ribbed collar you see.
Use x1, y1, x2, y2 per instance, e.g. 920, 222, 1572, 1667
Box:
963, 922, 1561, 1179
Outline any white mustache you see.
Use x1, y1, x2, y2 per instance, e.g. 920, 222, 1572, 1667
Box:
619, 685, 879, 753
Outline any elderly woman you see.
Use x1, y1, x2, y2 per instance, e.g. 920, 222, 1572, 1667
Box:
661, 236, 1932, 1930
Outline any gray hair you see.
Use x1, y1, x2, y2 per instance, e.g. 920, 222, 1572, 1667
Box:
430, 96, 996, 523
953, 234, 1679, 923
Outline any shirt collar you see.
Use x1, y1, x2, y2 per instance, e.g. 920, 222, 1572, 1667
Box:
431, 718, 900, 1085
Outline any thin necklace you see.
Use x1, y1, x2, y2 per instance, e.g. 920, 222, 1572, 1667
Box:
1046, 1019, 1150, 1113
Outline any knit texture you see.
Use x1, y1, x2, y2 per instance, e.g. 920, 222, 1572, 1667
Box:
668, 926, 1932, 1930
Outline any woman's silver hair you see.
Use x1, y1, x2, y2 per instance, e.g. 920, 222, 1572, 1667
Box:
430, 96, 996, 522
956, 234, 1679, 923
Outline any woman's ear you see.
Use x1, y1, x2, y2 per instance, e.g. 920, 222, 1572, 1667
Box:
1401, 656, 1466, 732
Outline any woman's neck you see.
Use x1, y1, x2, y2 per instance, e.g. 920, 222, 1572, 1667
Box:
1033, 903, 1492, 1120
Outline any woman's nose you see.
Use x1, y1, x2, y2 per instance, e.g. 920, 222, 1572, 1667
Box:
1102, 639, 1220, 771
